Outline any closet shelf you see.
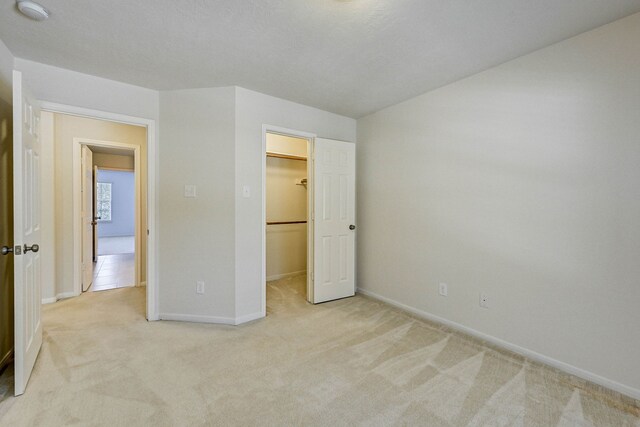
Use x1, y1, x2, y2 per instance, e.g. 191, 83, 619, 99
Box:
266, 152, 307, 161
267, 221, 307, 225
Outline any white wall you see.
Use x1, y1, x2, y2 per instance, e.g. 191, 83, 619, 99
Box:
266, 134, 308, 280
357, 13, 640, 398
15, 59, 159, 120
159, 87, 237, 322
234, 87, 356, 320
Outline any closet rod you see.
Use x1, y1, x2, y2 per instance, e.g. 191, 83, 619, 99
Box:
266, 152, 307, 161
267, 221, 307, 225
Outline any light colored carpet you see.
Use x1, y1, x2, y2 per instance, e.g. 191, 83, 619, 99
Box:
0, 275, 638, 426
97, 236, 134, 256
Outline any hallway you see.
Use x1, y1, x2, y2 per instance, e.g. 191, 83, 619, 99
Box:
90, 253, 135, 292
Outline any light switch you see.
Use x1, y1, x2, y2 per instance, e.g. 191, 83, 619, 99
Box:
242, 185, 251, 198
184, 185, 197, 198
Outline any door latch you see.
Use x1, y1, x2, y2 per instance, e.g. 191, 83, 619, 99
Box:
24, 244, 40, 253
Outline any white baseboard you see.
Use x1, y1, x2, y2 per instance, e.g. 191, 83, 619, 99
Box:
266, 270, 306, 282
42, 291, 81, 305
57, 291, 80, 300
357, 287, 640, 401
235, 311, 264, 325
159, 313, 236, 325
159, 311, 265, 326
0, 348, 13, 370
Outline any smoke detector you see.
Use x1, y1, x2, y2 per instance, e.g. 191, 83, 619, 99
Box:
17, 1, 49, 21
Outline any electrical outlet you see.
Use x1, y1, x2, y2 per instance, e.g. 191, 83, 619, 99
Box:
184, 185, 197, 198
196, 281, 205, 295
439, 282, 448, 297
479, 293, 489, 308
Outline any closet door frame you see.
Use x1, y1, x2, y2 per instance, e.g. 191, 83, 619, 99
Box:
261, 125, 317, 315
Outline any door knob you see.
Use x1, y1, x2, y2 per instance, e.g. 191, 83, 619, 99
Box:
1, 246, 13, 256
24, 244, 39, 253
349, 224, 356, 230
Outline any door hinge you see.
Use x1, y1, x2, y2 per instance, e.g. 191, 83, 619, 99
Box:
147, 229, 150, 236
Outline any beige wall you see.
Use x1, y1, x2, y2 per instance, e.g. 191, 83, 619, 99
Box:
266, 134, 308, 279
0, 96, 13, 366
0, 38, 13, 366
93, 152, 134, 170
266, 155, 308, 280
357, 13, 640, 397
53, 114, 148, 296
266, 133, 308, 158
0, 38, 13, 104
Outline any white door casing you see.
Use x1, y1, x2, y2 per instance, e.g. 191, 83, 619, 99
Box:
13, 70, 43, 396
93, 165, 98, 262
313, 138, 356, 304
81, 146, 93, 291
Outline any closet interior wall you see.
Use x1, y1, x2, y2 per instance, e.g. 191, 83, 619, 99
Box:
265, 133, 308, 282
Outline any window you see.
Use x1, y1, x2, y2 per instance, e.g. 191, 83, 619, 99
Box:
96, 182, 112, 221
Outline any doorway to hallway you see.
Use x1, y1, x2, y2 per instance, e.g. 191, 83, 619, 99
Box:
79, 142, 140, 294
91, 168, 136, 292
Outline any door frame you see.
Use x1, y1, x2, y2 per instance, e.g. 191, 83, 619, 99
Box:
80, 144, 96, 292
93, 163, 136, 266
261, 125, 316, 316
40, 102, 159, 321
75, 138, 139, 291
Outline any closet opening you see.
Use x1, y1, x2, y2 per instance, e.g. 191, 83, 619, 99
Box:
265, 132, 312, 310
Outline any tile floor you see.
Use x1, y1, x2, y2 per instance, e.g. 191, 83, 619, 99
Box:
90, 253, 135, 292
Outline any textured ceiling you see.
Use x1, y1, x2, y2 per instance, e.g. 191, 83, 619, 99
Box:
1, 0, 640, 118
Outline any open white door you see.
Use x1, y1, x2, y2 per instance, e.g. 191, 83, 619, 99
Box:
13, 70, 43, 396
81, 146, 94, 291
312, 138, 356, 304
